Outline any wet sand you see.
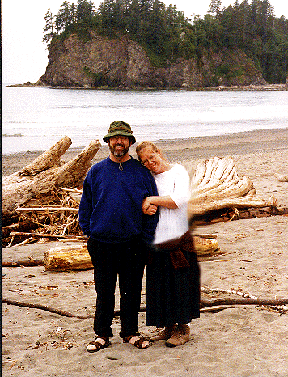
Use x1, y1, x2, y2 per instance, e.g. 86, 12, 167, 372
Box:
2, 128, 288, 376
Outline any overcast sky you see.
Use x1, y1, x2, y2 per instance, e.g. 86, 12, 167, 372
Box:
2, 0, 288, 83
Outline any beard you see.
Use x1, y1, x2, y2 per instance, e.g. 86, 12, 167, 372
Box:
109, 142, 130, 158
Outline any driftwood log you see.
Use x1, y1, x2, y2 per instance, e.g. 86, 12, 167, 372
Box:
275, 173, 288, 182
19, 136, 72, 176
44, 245, 93, 271
43, 235, 219, 271
188, 156, 268, 217
193, 235, 219, 255
2, 137, 101, 224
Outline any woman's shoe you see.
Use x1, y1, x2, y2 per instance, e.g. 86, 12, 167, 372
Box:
150, 324, 177, 342
165, 324, 190, 347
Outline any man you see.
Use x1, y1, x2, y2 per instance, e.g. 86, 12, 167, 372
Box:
78, 121, 158, 352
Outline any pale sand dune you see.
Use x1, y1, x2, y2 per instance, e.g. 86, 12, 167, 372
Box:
2, 128, 288, 377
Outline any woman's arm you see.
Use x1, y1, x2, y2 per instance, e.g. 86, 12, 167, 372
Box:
143, 195, 178, 210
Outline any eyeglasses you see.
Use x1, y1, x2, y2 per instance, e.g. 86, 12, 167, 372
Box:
141, 153, 157, 166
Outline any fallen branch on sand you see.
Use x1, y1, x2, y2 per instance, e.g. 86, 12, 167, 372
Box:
2, 258, 44, 267
200, 297, 288, 308
15, 207, 79, 212
3, 297, 288, 319
9, 232, 86, 240
2, 298, 91, 319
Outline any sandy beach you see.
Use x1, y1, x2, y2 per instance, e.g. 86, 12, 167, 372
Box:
2, 128, 288, 377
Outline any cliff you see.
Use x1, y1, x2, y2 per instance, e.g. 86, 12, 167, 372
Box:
39, 32, 266, 89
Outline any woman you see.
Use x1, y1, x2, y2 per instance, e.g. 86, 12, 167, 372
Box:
136, 141, 200, 347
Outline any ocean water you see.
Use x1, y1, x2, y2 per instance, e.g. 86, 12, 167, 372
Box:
2, 84, 288, 155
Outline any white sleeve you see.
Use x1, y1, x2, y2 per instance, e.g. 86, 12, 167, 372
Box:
170, 165, 190, 208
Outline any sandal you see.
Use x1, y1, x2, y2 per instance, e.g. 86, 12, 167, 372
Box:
86, 337, 111, 353
123, 334, 151, 349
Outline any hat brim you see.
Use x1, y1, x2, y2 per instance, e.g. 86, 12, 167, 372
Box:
103, 131, 136, 144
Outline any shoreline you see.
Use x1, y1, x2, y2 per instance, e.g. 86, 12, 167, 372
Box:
7, 82, 288, 91
3, 127, 288, 177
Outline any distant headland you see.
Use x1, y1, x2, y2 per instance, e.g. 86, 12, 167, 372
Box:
8, 0, 288, 90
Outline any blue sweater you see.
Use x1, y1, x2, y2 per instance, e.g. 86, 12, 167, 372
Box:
78, 157, 159, 244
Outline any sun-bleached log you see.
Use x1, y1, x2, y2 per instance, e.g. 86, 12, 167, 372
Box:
44, 245, 93, 271
44, 236, 219, 271
189, 197, 268, 216
20, 136, 72, 176
2, 138, 101, 223
2, 136, 72, 188
51, 139, 101, 188
188, 157, 268, 217
275, 173, 288, 182
193, 235, 219, 255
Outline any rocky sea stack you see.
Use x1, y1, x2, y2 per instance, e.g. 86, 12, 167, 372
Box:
39, 32, 266, 89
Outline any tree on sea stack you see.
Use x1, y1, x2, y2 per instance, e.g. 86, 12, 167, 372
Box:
43, 9, 56, 45
77, 0, 95, 23
207, 0, 223, 16
55, 2, 77, 33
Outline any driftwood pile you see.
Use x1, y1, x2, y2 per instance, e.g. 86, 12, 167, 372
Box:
2, 137, 100, 247
2, 136, 220, 270
2, 138, 283, 252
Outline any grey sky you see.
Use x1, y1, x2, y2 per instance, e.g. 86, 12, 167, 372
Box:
2, 0, 288, 84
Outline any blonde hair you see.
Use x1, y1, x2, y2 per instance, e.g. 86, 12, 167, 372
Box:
136, 141, 161, 162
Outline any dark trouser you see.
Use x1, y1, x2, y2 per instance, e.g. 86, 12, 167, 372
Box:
87, 237, 147, 338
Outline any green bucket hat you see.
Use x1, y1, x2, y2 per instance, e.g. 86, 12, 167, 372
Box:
103, 121, 136, 144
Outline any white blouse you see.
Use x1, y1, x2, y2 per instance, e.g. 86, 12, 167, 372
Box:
153, 163, 189, 245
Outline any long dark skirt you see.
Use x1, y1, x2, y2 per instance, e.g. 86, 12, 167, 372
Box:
146, 242, 200, 328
